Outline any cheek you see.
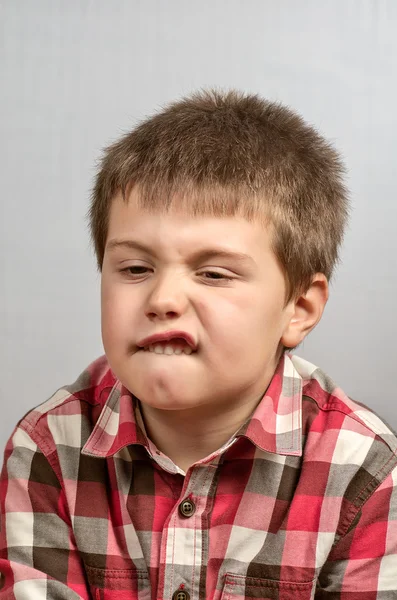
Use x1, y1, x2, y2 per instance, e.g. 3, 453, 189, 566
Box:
195, 296, 238, 340
102, 280, 135, 314
198, 294, 268, 350
212, 295, 285, 354
101, 284, 135, 343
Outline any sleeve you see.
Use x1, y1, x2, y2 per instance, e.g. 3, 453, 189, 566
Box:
316, 464, 397, 598
0, 426, 91, 599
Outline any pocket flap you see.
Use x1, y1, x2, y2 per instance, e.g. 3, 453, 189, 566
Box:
85, 565, 150, 599
221, 573, 314, 600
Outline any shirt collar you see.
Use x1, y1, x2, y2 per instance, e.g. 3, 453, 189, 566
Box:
82, 378, 147, 457
82, 354, 303, 459
236, 354, 303, 456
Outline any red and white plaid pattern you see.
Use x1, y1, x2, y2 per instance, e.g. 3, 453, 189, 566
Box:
1, 354, 396, 599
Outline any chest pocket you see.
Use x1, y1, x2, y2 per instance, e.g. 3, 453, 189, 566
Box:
85, 565, 151, 600
221, 573, 314, 600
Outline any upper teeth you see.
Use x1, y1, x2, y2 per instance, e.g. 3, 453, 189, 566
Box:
144, 344, 193, 355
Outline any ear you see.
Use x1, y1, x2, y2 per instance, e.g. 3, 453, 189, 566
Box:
281, 274, 329, 349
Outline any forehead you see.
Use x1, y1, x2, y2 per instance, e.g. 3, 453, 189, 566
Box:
106, 189, 273, 256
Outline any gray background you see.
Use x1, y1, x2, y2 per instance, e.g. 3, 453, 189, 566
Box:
1, 0, 396, 449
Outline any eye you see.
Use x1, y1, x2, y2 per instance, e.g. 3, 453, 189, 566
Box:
200, 271, 234, 282
118, 267, 234, 283
120, 266, 150, 277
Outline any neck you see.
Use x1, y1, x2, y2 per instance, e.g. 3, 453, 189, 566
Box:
138, 391, 267, 473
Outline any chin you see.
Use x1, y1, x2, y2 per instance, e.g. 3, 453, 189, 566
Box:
136, 394, 200, 412
145, 400, 195, 411
129, 379, 203, 411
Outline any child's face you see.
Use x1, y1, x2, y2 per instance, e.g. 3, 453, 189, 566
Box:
101, 189, 296, 413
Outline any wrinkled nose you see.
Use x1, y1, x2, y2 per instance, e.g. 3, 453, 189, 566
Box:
144, 275, 189, 320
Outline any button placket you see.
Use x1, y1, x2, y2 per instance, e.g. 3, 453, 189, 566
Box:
161, 466, 217, 600
179, 498, 196, 518
172, 590, 190, 600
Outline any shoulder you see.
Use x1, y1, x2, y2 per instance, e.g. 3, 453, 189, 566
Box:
291, 354, 397, 518
15, 355, 117, 453
292, 353, 397, 452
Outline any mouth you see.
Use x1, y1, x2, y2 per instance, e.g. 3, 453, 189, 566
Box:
140, 341, 195, 356
136, 331, 197, 355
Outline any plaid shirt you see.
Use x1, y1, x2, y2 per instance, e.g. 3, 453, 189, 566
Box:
1, 354, 396, 600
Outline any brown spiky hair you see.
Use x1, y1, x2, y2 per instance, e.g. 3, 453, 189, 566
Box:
88, 89, 349, 302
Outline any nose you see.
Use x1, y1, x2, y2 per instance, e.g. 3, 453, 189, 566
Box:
144, 272, 189, 320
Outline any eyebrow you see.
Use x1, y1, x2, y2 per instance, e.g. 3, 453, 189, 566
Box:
106, 238, 256, 265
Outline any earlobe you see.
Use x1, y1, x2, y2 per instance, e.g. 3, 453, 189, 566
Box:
281, 274, 329, 349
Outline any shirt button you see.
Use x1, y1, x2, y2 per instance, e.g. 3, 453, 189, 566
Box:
172, 591, 190, 600
179, 498, 196, 518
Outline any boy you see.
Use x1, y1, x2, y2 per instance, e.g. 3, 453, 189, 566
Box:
1, 89, 396, 600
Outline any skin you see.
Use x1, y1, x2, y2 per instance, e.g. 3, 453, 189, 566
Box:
101, 188, 328, 472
